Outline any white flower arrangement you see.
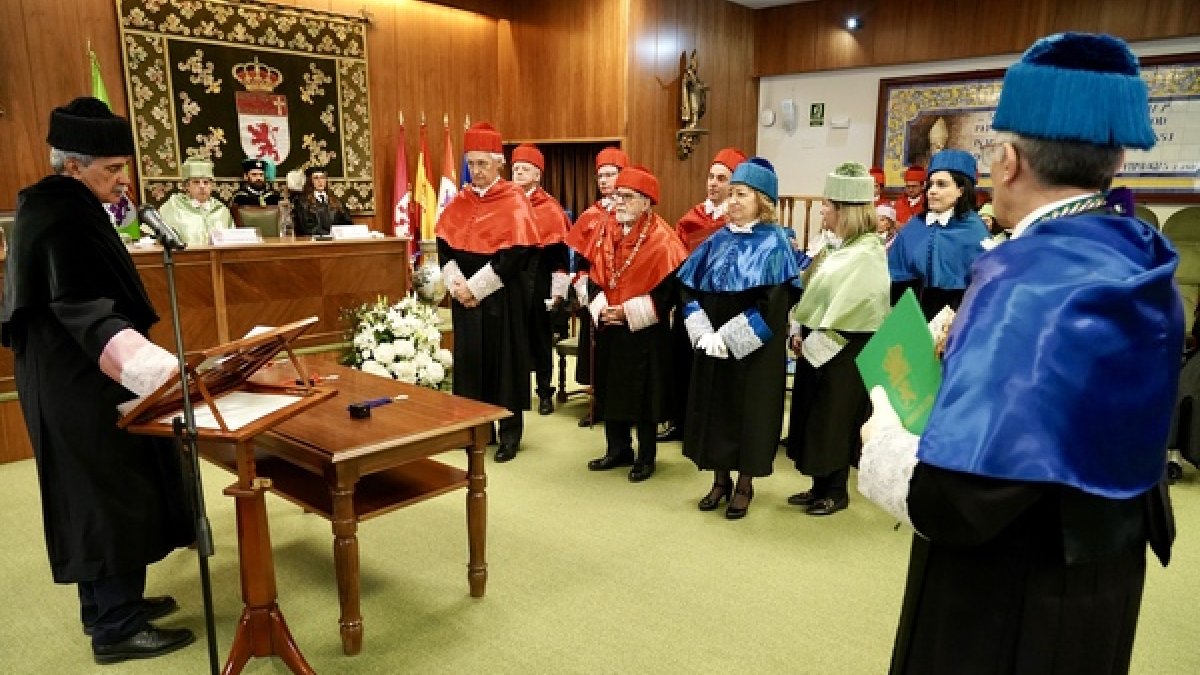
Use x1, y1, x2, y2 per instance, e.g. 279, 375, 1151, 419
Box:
343, 296, 452, 390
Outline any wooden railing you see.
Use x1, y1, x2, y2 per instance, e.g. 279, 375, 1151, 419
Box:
778, 194, 822, 248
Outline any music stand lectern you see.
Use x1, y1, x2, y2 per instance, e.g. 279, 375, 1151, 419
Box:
120, 317, 337, 675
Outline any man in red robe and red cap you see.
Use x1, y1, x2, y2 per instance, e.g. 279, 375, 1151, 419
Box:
511, 143, 571, 415
869, 166, 888, 207
893, 165, 927, 226
575, 165, 687, 481
437, 122, 541, 462
657, 147, 746, 442
674, 147, 747, 252
563, 146, 628, 427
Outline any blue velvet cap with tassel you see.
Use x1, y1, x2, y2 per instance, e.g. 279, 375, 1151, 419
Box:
992, 32, 1155, 149
731, 157, 779, 204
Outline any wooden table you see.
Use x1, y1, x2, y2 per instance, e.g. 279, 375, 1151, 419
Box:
202, 353, 508, 659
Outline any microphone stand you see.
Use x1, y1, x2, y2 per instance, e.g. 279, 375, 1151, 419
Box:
156, 233, 220, 675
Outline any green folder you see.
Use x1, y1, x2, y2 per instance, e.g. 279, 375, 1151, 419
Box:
855, 289, 942, 434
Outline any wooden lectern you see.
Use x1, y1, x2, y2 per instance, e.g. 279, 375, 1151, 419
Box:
120, 317, 337, 675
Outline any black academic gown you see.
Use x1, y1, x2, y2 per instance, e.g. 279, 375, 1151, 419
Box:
528, 242, 570, 395
681, 284, 795, 477
1, 176, 193, 583
591, 277, 676, 423
293, 195, 353, 236
890, 464, 1163, 674
437, 240, 534, 413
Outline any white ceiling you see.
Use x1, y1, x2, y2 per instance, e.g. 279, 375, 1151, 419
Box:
726, 0, 812, 8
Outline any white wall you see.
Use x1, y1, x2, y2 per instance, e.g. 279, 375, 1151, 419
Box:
756, 36, 1200, 226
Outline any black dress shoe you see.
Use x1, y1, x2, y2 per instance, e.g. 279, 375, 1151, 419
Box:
494, 444, 519, 462
725, 485, 755, 520
84, 596, 179, 636
538, 397, 554, 415
805, 495, 849, 516
587, 452, 634, 471
578, 413, 593, 428
93, 626, 195, 665
655, 424, 682, 442
786, 491, 820, 507
697, 481, 732, 511
628, 461, 656, 482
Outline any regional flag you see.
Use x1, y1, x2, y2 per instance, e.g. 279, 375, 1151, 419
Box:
414, 124, 438, 241
392, 122, 416, 256
90, 46, 140, 240
436, 123, 458, 219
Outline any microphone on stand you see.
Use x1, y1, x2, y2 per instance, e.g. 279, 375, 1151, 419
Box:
138, 204, 187, 251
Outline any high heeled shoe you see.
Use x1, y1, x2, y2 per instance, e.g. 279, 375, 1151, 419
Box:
725, 485, 755, 520
697, 480, 732, 511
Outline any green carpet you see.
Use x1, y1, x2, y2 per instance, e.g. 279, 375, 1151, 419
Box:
1, 388, 1198, 674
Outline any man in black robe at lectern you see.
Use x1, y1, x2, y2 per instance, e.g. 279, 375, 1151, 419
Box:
1, 97, 196, 665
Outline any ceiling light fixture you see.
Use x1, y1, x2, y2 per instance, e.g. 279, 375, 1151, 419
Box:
845, 16, 861, 31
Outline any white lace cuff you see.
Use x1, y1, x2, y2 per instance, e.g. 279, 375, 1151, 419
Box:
682, 301, 715, 347
114, 337, 179, 397
623, 295, 658, 332
551, 271, 571, 299
588, 291, 609, 325
465, 262, 505, 301
717, 309, 773, 360
442, 260, 467, 289
857, 425, 921, 531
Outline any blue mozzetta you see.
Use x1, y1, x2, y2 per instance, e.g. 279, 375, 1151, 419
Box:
917, 212, 1183, 497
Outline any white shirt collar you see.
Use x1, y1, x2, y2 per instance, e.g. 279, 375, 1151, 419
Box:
703, 198, 727, 219
471, 176, 501, 197
525, 185, 536, 198
925, 210, 953, 227
1011, 194, 1085, 239
727, 218, 757, 234
600, 195, 615, 211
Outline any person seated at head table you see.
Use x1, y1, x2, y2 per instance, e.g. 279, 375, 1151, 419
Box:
157, 158, 234, 245
293, 166, 353, 236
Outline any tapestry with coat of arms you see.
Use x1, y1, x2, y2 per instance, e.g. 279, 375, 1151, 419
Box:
116, 0, 374, 213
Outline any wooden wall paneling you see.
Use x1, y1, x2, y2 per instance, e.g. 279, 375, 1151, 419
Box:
626, 0, 757, 224
0, 0, 42, 207
501, 0, 627, 141
755, 0, 1200, 76
364, 0, 400, 233
0, 401, 34, 464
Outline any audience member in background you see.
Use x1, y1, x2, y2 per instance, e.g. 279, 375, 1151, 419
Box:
437, 122, 541, 463
158, 158, 233, 245
859, 32, 1181, 674
887, 149, 989, 319
293, 166, 353, 236
660, 147, 747, 443
785, 162, 890, 516
869, 166, 889, 206
678, 158, 799, 519
876, 203, 899, 250
564, 147, 629, 427
892, 166, 926, 224
511, 143, 571, 415
577, 165, 686, 482
2, 96, 194, 664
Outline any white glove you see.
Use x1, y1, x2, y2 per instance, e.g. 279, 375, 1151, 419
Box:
861, 386, 909, 445
696, 332, 729, 359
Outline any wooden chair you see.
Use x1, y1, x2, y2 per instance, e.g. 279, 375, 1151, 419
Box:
1163, 206, 1200, 335
553, 309, 590, 404
1135, 204, 1160, 227
234, 205, 281, 237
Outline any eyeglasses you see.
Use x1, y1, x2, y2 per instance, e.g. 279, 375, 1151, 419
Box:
597, 170, 620, 180
613, 190, 644, 202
